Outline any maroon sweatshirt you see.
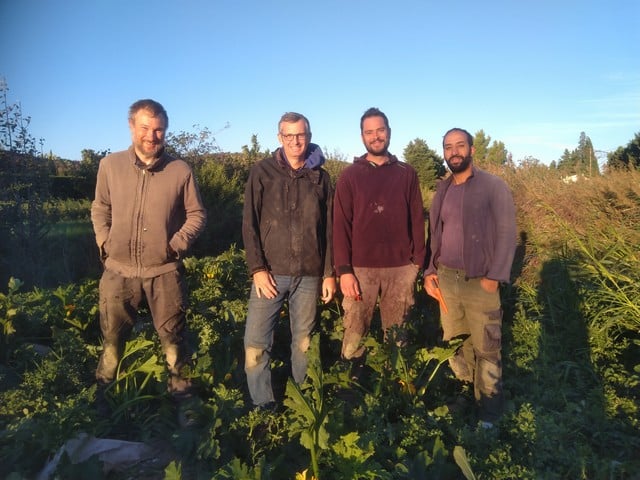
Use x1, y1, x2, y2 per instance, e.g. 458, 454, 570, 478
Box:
333, 154, 426, 275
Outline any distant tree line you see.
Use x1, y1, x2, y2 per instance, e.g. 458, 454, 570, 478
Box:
607, 132, 640, 170
2, 75, 640, 287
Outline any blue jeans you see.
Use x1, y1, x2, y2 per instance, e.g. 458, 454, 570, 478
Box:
244, 275, 321, 407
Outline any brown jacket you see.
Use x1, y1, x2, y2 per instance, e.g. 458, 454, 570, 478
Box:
91, 146, 206, 278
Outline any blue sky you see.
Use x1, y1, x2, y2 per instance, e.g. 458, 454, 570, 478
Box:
1, 0, 638, 167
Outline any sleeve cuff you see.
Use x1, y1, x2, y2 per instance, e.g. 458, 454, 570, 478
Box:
336, 264, 354, 276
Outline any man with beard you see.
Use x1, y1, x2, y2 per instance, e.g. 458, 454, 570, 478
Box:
423, 127, 516, 429
333, 107, 426, 379
91, 99, 206, 424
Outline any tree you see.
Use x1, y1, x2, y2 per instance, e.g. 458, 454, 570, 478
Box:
323, 147, 348, 163
577, 132, 599, 176
323, 159, 349, 187
192, 158, 245, 257
473, 130, 509, 166
556, 132, 600, 176
165, 124, 222, 164
473, 130, 490, 164
240, 134, 269, 165
607, 132, 640, 170
486, 140, 509, 166
518, 156, 545, 169
556, 148, 575, 173
79, 148, 109, 180
0, 78, 40, 155
403, 138, 445, 191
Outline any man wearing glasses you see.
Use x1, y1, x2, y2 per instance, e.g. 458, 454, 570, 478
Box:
242, 112, 336, 411
333, 107, 426, 379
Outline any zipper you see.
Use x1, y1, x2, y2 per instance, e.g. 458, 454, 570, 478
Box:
133, 168, 149, 276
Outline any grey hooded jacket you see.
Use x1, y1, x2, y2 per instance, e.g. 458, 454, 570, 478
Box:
91, 146, 206, 278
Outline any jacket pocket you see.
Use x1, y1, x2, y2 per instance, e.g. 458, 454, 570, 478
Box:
104, 237, 130, 264
141, 238, 171, 266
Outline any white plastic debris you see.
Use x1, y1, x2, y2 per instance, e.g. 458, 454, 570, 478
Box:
36, 432, 159, 479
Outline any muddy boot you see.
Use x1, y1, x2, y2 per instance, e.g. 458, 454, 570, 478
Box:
96, 342, 120, 385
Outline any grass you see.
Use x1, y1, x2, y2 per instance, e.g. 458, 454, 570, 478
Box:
0, 218, 100, 289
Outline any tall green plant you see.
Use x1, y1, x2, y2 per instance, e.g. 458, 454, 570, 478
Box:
105, 338, 165, 421
283, 334, 329, 480
570, 228, 639, 331
0, 277, 23, 340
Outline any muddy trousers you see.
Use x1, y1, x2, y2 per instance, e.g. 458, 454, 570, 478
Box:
95, 268, 192, 396
438, 265, 504, 423
341, 264, 419, 360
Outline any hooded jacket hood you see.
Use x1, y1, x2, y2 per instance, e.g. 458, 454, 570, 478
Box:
305, 143, 326, 169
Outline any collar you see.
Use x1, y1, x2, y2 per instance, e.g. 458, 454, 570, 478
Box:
276, 143, 326, 171
131, 145, 167, 171
445, 164, 478, 188
355, 153, 398, 167
274, 148, 322, 183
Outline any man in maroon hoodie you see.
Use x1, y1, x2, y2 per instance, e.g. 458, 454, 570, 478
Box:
333, 107, 426, 376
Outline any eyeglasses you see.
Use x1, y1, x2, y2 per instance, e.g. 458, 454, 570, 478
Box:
280, 132, 308, 142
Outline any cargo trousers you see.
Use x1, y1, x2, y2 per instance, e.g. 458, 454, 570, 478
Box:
95, 268, 192, 396
437, 265, 504, 423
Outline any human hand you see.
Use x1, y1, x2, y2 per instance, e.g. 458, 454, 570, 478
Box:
253, 270, 278, 299
99, 242, 107, 266
423, 273, 448, 314
423, 274, 440, 298
339, 273, 361, 300
480, 277, 499, 293
321, 277, 337, 304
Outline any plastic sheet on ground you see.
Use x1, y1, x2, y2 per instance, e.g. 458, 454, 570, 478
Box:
36, 432, 163, 479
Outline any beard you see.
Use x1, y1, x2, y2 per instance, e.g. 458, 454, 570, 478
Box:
446, 154, 472, 173
365, 139, 389, 156
135, 140, 164, 159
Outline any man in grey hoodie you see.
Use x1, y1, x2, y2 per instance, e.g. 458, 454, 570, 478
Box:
91, 99, 206, 417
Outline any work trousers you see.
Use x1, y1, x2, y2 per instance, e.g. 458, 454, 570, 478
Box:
95, 268, 192, 395
438, 265, 504, 423
341, 264, 419, 360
